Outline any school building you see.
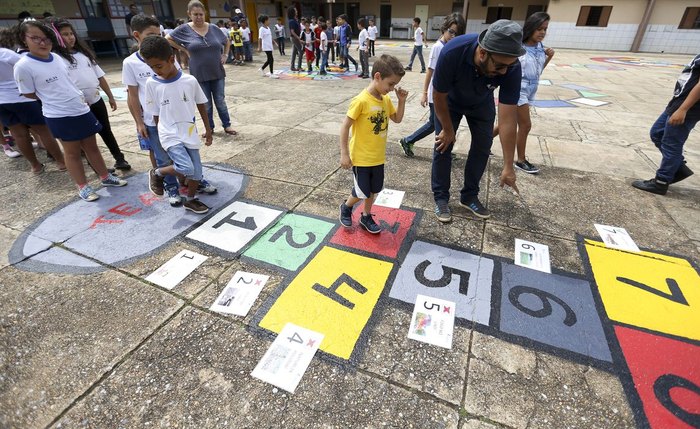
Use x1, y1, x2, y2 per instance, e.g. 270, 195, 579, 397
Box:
2, 0, 698, 54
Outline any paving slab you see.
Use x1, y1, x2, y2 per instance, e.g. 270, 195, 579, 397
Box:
0, 226, 20, 269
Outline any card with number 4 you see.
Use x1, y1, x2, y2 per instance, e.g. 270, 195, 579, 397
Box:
210, 271, 269, 316
145, 250, 208, 290
252, 323, 324, 393
594, 224, 640, 252
407, 294, 455, 349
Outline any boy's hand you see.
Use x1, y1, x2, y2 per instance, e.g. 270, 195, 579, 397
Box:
420, 92, 428, 108
108, 97, 117, 111
136, 123, 148, 139
545, 47, 555, 58
669, 109, 687, 125
395, 86, 409, 101
204, 129, 213, 146
340, 154, 352, 169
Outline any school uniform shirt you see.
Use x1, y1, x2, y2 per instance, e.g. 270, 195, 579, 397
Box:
358, 28, 368, 51
230, 28, 243, 47
14, 52, 89, 118
347, 89, 396, 167
274, 23, 285, 38
320, 31, 328, 51
259, 26, 273, 51
63, 51, 105, 105
432, 34, 521, 111
0, 48, 33, 104
301, 30, 315, 52
241, 27, 251, 43
219, 26, 229, 38
122, 51, 158, 127
144, 71, 208, 150
426, 39, 445, 104
666, 54, 700, 119
368, 25, 378, 41
519, 42, 546, 81
333, 26, 340, 42
414, 27, 424, 46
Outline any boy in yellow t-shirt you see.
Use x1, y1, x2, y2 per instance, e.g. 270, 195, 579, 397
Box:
229, 22, 244, 65
339, 54, 408, 233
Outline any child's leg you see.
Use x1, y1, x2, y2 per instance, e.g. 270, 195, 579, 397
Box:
7, 124, 42, 171
79, 135, 109, 178
33, 125, 65, 168
60, 140, 89, 186
185, 147, 203, 199
90, 99, 126, 164
363, 194, 375, 215
515, 105, 532, 162
345, 195, 361, 207
149, 149, 157, 168
417, 45, 426, 70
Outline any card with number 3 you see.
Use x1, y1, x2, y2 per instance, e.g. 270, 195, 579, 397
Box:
407, 294, 455, 349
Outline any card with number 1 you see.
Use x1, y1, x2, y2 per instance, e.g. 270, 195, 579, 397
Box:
407, 294, 455, 349
145, 250, 208, 290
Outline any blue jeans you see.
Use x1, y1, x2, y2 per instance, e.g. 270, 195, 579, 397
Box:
408, 45, 425, 71
166, 144, 202, 181
198, 78, 231, 130
243, 41, 253, 61
405, 103, 435, 144
431, 102, 495, 203
341, 44, 357, 69
321, 51, 328, 73
145, 125, 179, 193
650, 110, 699, 182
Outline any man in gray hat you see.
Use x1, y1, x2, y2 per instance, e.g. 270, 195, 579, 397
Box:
430, 19, 524, 222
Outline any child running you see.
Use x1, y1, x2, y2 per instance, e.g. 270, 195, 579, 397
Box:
339, 55, 408, 233
258, 14, 278, 78
141, 35, 213, 214
14, 20, 126, 200
494, 12, 555, 174
52, 18, 131, 171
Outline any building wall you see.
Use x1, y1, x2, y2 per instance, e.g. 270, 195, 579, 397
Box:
639, 0, 700, 54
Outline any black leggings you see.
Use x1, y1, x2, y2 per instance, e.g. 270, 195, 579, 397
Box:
262, 50, 274, 73
369, 39, 375, 57
89, 98, 125, 163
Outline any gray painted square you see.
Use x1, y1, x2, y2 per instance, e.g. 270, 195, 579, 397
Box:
499, 263, 613, 362
389, 240, 493, 326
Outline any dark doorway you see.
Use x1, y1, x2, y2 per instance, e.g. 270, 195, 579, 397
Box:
331, 3, 344, 20
380, 5, 391, 38
347, 3, 360, 28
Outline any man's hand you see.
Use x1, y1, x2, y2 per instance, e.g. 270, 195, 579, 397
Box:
395, 86, 408, 101
435, 128, 455, 153
669, 109, 687, 126
420, 92, 428, 108
499, 167, 519, 193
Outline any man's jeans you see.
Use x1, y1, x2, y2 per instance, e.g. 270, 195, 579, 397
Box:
650, 110, 699, 182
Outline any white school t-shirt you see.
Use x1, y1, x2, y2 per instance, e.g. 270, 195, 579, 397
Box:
144, 71, 208, 150
302, 30, 314, 52
367, 25, 378, 40
14, 52, 89, 118
427, 39, 445, 103
259, 26, 273, 51
0, 48, 33, 104
274, 23, 285, 38
63, 51, 106, 105
241, 27, 251, 42
358, 28, 368, 51
122, 51, 158, 126
414, 27, 424, 46
320, 31, 328, 51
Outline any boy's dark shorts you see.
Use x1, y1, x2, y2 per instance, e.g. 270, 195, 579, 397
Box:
351, 164, 384, 199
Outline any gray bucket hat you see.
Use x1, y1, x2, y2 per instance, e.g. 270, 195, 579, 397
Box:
478, 19, 526, 57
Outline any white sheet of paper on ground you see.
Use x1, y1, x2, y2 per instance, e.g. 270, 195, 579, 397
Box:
514, 239, 552, 273
210, 271, 269, 316
570, 97, 609, 107
252, 323, 324, 393
594, 224, 640, 252
374, 188, 405, 209
145, 250, 208, 290
407, 294, 455, 349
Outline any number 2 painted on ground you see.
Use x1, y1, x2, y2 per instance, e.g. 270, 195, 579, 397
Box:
269, 225, 316, 249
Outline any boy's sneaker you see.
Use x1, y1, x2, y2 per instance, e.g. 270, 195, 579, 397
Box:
197, 179, 218, 195
148, 168, 164, 196
420, 69, 426, 73
399, 138, 414, 157
269, 74, 279, 79
339, 203, 353, 227
101, 173, 127, 187
434, 200, 452, 223
184, 198, 210, 214
258, 68, 265, 76
672, 162, 694, 184
79, 185, 99, 202
166, 188, 183, 207
114, 159, 131, 170
514, 159, 539, 174
404, 66, 412, 71
359, 213, 381, 234
4, 146, 21, 158
632, 177, 668, 195
460, 198, 491, 219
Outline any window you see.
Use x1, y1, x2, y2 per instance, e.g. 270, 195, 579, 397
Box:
679, 7, 700, 29
576, 6, 612, 27
485, 7, 512, 24
526, 5, 546, 18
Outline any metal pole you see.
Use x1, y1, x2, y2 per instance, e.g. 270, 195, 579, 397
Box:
631, 0, 655, 52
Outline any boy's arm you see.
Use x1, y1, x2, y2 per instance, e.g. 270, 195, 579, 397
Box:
197, 102, 213, 146
98, 76, 117, 111
390, 88, 409, 123
127, 85, 148, 138
669, 79, 700, 125
339, 116, 354, 169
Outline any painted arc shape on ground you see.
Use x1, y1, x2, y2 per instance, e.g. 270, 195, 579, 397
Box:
9, 165, 248, 274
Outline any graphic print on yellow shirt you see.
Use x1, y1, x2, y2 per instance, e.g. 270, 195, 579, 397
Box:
347, 89, 396, 167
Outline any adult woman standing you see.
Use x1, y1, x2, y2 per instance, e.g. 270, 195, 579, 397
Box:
166, 0, 236, 135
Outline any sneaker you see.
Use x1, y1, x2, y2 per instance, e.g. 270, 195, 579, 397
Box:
672, 163, 694, 184
359, 213, 381, 234
632, 177, 668, 195
460, 198, 491, 219
420, 69, 426, 73
197, 179, 218, 195
4, 146, 21, 158
259, 68, 265, 76
184, 198, 210, 214
114, 159, 131, 170
101, 173, 127, 187
149, 168, 164, 196
166, 187, 183, 207
514, 159, 539, 174
404, 66, 412, 71
434, 200, 452, 223
399, 138, 414, 157
264, 72, 272, 77
339, 203, 353, 227
269, 74, 279, 79
79, 185, 99, 202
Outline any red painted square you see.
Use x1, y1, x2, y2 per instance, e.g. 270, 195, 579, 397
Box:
329, 205, 416, 258
615, 325, 700, 429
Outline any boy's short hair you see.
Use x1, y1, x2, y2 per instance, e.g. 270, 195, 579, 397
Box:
277, 17, 283, 22
357, 18, 366, 27
321, 23, 327, 30
339, 14, 347, 22
371, 54, 405, 79
232, 21, 239, 27
258, 14, 268, 24
413, 17, 421, 24
300, 18, 307, 24
130, 14, 160, 33
139, 35, 172, 61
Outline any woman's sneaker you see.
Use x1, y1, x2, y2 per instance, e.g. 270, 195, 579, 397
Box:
101, 173, 127, 187
514, 159, 539, 174
79, 185, 99, 202
184, 198, 210, 214
359, 213, 381, 234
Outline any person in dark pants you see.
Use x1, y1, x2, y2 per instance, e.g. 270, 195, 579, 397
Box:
431, 20, 524, 222
288, 7, 303, 71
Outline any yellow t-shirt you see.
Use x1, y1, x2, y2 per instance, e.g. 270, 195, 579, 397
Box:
230, 29, 243, 47
347, 89, 396, 167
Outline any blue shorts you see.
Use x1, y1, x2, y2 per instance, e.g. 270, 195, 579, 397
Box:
0, 101, 45, 127
352, 164, 384, 199
44, 112, 102, 141
166, 143, 202, 181
518, 79, 539, 106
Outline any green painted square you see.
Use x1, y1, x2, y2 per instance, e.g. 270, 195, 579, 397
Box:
243, 213, 336, 271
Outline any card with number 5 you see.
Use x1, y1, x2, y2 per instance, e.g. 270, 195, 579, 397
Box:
407, 294, 455, 349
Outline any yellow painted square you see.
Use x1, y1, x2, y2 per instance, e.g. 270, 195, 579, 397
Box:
584, 239, 700, 341
259, 246, 393, 360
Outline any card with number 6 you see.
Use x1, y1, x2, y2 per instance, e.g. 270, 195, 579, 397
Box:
210, 271, 269, 316
407, 294, 455, 349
